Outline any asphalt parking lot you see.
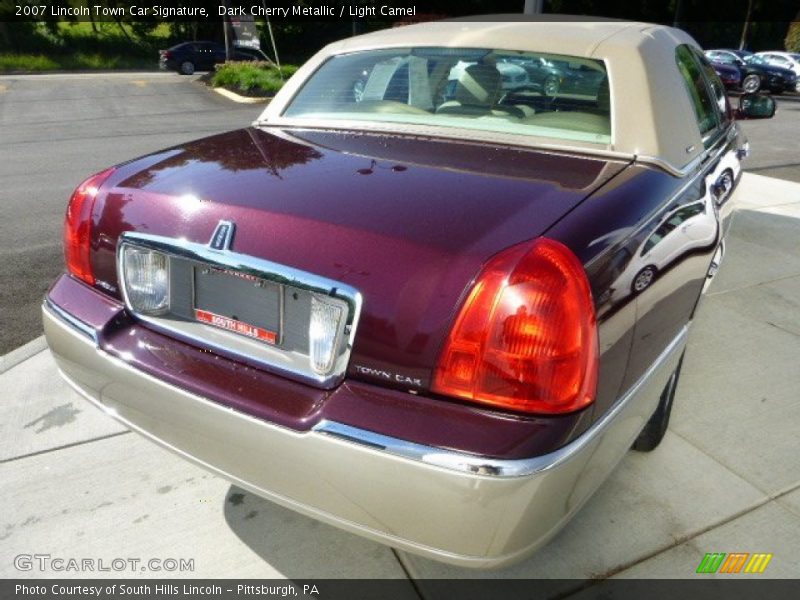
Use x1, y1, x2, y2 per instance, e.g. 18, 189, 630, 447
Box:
742, 93, 800, 184
1, 73, 800, 592
0, 72, 259, 355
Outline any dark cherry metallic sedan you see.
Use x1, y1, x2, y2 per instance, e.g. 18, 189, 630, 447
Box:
709, 60, 742, 90
44, 19, 775, 568
706, 48, 798, 93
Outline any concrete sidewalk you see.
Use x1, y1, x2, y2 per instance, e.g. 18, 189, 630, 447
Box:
1, 174, 799, 593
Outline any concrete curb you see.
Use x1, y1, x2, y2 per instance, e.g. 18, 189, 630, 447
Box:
0, 335, 47, 375
212, 86, 271, 104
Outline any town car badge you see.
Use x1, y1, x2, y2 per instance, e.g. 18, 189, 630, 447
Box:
209, 220, 235, 251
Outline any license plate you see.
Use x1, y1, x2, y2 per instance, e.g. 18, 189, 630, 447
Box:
193, 266, 281, 345
194, 309, 277, 344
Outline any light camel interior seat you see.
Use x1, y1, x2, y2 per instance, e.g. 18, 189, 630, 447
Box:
518, 77, 611, 135
436, 63, 519, 118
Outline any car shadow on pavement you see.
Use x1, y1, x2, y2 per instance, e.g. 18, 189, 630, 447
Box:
222, 485, 420, 585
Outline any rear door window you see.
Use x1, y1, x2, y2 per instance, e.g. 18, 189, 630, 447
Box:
676, 45, 719, 141
692, 49, 730, 126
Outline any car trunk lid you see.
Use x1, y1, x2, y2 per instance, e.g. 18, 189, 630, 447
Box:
91, 127, 628, 390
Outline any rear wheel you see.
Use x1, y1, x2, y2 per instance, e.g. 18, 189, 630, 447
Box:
742, 73, 761, 93
632, 351, 684, 452
179, 61, 195, 75
632, 265, 656, 294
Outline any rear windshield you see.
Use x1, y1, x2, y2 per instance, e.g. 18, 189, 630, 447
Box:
283, 47, 611, 145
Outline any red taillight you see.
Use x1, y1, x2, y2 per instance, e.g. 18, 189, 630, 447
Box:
432, 238, 598, 415
63, 167, 115, 285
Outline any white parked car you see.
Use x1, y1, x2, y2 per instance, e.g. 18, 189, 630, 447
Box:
615, 196, 718, 298
755, 51, 800, 88
446, 59, 531, 93
495, 60, 532, 90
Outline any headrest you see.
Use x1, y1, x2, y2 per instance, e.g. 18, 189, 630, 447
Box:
454, 63, 501, 107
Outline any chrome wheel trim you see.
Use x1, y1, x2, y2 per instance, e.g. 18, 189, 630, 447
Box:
634, 268, 654, 291
742, 74, 760, 93
544, 76, 560, 97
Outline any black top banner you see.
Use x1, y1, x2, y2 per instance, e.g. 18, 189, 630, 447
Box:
2, 0, 799, 24
2, 1, 424, 22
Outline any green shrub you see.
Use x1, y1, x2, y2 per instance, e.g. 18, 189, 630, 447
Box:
279, 64, 299, 77
211, 61, 297, 96
0, 52, 151, 72
786, 21, 800, 52
0, 54, 60, 71
0, 21, 174, 72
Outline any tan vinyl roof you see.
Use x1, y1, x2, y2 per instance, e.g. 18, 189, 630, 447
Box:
330, 19, 651, 57
259, 18, 706, 175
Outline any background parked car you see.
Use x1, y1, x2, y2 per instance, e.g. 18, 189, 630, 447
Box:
612, 196, 719, 300
500, 56, 565, 96
546, 58, 607, 95
159, 41, 268, 75
705, 49, 797, 93
495, 61, 531, 91
499, 56, 606, 97
708, 60, 742, 90
446, 60, 535, 96
755, 51, 800, 88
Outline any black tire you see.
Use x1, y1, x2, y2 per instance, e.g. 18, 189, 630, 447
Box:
631, 265, 656, 294
179, 61, 195, 75
742, 73, 761, 93
632, 352, 684, 452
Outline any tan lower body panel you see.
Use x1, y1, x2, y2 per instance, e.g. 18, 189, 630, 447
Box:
43, 304, 683, 568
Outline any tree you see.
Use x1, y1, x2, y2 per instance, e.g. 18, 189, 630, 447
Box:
786, 13, 800, 51
739, 0, 755, 50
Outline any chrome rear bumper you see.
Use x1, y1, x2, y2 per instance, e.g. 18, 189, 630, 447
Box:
43, 300, 686, 568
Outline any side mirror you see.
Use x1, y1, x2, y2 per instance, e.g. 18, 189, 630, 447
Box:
735, 93, 776, 119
